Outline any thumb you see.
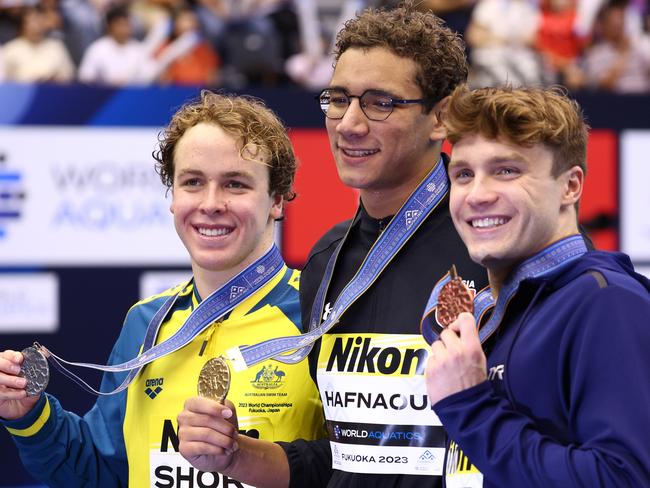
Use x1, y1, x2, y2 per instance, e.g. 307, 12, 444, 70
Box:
221, 399, 239, 427
453, 312, 480, 345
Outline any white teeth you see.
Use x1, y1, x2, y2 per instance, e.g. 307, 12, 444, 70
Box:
342, 148, 378, 157
471, 217, 508, 229
198, 227, 232, 237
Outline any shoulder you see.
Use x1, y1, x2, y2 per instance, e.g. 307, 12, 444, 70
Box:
248, 267, 302, 331
123, 280, 192, 326
2, 38, 23, 55
301, 219, 351, 277
305, 219, 351, 264
550, 254, 650, 327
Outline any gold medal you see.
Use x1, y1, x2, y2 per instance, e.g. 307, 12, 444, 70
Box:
435, 265, 474, 327
197, 356, 230, 402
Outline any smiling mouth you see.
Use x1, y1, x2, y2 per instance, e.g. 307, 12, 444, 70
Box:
470, 217, 510, 229
341, 148, 379, 157
197, 226, 233, 237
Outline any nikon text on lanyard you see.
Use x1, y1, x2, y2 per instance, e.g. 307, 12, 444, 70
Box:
34, 245, 285, 396
227, 159, 449, 371
420, 235, 588, 345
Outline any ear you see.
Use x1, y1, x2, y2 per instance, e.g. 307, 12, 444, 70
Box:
269, 193, 284, 220
428, 96, 449, 143
169, 189, 175, 214
561, 165, 584, 207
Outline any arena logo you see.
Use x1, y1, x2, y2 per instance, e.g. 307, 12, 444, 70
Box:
0, 151, 27, 240
250, 363, 286, 390
145, 377, 164, 399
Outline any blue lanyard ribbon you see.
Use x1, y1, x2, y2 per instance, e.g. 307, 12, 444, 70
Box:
228, 159, 450, 371
420, 235, 588, 345
43, 245, 285, 395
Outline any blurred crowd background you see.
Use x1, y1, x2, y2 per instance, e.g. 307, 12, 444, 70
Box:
0, 0, 648, 93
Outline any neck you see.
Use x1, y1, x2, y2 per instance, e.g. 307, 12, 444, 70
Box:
360, 190, 407, 219
360, 152, 442, 219
193, 238, 276, 300
486, 228, 581, 300
487, 267, 511, 301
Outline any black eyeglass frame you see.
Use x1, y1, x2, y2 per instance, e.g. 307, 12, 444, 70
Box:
316, 88, 426, 121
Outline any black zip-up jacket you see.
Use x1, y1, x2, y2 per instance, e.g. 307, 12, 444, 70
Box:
280, 194, 489, 488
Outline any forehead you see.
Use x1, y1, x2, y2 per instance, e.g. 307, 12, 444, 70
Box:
450, 134, 553, 168
174, 123, 270, 176
331, 46, 421, 96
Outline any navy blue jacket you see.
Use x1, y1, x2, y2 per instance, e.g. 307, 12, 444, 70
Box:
435, 251, 650, 487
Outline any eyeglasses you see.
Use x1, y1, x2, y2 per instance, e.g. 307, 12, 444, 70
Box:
317, 89, 426, 121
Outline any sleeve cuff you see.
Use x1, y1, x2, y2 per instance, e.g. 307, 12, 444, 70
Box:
2, 394, 54, 440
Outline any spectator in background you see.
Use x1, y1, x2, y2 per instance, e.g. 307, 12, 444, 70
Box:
158, 5, 220, 86
0, 3, 22, 44
78, 4, 156, 85
58, 0, 110, 65
536, 0, 587, 85
285, 0, 363, 90
78, 4, 196, 86
409, 0, 477, 40
3, 5, 75, 83
213, 0, 291, 86
129, 0, 182, 36
574, 0, 645, 39
583, 0, 650, 93
466, 0, 542, 87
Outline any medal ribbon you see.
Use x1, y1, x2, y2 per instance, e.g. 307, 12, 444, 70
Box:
228, 159, 449, 371
420, 234, 588, 345
42, 245, 285, 395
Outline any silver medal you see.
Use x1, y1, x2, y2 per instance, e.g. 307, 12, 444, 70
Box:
19, 345, 50, 397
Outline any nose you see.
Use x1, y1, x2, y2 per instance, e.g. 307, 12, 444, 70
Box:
199, 185, 228, 215
465, 176, 498, 208
335, 98, 369, 137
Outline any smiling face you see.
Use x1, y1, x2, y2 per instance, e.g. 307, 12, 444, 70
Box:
448, 134, 583, 279
170, 123, 282, 289
325, 46, 444, 217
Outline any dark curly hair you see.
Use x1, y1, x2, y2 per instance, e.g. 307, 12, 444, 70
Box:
334, 1, 468, 112
153, 91, 297, 201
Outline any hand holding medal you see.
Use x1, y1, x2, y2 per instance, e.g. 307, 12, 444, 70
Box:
0, 344, 49, 420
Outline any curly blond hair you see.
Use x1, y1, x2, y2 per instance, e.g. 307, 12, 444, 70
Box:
444, 85, 589, 176
334, 1, 468, 111
154, 91, 297, 201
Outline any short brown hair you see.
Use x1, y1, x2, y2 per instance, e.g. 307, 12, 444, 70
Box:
334, 1, 468, 111
154, 91, 297, 201
444, 85, 589, 176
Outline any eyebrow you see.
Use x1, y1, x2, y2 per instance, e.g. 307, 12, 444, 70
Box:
175, 168, 256, 179
221, 170, 255, 180
449, 152, 528, 168
326, 85, 398, 98
175, 168, 203, 178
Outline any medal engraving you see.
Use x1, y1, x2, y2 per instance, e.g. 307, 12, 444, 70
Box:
198, 357, 230, 402
19, 346, 50, 397
436, 265, 474, 327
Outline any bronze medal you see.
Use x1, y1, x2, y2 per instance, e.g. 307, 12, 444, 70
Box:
435, 265, 474, 327
19, 345, 50, 397
197, 356, 230, 402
